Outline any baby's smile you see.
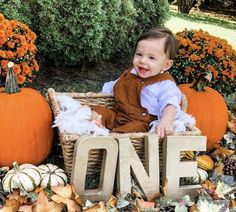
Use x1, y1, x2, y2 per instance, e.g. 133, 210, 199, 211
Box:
138, 67, 149, 74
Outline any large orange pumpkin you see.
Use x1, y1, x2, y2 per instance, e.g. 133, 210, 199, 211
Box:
179, 74, 228, 150
0, 62, 53, 166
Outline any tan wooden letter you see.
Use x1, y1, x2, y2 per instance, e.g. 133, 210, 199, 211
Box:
117, 134, 159, 200
71, 136, 118, 201
162, 136, 207, 200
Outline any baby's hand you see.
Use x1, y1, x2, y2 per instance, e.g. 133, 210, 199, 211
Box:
155, 104, 176, 139
155, 120, 173, 139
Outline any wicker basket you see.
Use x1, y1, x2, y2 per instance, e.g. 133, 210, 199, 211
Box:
47, 88, 201, 179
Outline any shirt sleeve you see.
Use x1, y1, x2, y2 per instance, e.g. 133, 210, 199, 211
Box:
101, 79, 119, 94
158, 81, 182, 118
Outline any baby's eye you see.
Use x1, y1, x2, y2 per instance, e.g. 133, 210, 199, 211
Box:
135, 52, 142, 56
149, 56, 156, 60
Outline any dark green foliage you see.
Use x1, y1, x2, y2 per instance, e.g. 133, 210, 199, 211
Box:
0, 0, 170, 65
0, 0, 32, 24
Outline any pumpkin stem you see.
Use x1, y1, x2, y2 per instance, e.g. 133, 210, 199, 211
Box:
190, 72, 212, 92
12, 161, 20, 172
4, 62, 21, 94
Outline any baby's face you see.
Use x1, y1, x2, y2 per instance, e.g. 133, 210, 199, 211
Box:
133, 38, 172, 78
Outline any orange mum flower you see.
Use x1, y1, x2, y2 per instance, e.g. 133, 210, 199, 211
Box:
22, 62, 32, 76
32, 59, 39, 71
16, 75, 26, 84
10, 20, 18, 29
0, 50, 6, 58
17, 47, 26, 57
1, 60, 9, 69
6, 51, 14, 58
7, 41, 15, 49
207, 65, 215, 72
13, 64, 21, 75
0, 15, 39, 86
170, 29, 236, 98
214, 49, 224, 58
190, 54, 201, 61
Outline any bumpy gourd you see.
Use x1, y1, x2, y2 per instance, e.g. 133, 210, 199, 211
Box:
38, 163, 68, 188
179, 73, 228, 150
2, 162, 41, 192
0, 62, 53, 166
184, 151, 214, 170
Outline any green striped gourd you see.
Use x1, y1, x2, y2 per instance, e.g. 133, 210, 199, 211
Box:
38, 163, 67, 188
2, 162, 41, 192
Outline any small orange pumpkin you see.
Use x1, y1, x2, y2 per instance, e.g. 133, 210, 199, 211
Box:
0, 62, 53, 166
179, 73, 228, 150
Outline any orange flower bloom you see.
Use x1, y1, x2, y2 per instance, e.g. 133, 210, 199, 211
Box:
228, 60, 235, 69
7, 41, 15, 49
32, 59, 39, 71
229, 74, 234, 80
1, 60, 9, 69
0, 50, 6, 58
13, 64, 21, 75
206, 65, 215, 72
6, 51, 14, 58
214, 49, 224, 58
17, 47, 26, 57
190, 54, 201, 61
22, 62, 32, 76
213, 70, 218, 78
28, 43, 36, 51
10, 20, 18, 29
16, 75, 26, 84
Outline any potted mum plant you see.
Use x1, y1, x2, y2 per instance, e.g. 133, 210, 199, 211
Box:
170, 29, 236, 100
0, 13, 39, 86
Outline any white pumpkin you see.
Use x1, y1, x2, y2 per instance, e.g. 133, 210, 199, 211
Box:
193, 168, 208, 183
38, 163, 67, 188
2, 162, 41, 192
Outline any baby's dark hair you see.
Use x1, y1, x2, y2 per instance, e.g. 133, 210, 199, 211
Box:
135, 26, 178, 60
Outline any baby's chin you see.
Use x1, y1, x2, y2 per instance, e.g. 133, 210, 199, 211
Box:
137, 70, 151, 79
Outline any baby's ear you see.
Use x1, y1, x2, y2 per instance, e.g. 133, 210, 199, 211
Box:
163, 59, 173, 71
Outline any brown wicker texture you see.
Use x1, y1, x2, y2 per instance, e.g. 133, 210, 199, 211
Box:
47, 88, 201, 179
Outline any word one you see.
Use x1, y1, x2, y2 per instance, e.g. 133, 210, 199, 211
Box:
71, 134, 206, 201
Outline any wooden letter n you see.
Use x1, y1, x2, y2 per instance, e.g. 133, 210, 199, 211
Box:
117, 134, 160, 200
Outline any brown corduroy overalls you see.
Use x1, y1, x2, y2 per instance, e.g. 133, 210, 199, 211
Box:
92, 69, 175, 133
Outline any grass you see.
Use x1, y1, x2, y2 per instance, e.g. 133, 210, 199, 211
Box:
170, 10, 236, 30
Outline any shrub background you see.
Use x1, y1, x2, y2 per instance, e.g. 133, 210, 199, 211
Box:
0, 0, 170, 66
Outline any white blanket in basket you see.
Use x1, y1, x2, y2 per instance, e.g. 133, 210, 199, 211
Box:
52, 95, 110, 136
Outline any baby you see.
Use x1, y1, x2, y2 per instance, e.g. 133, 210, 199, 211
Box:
92, 26, 195, 138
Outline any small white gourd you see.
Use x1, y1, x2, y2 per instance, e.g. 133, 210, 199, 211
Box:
193, 168, 208, 183
38, 163, 67, 188
2, 162, 41, 192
